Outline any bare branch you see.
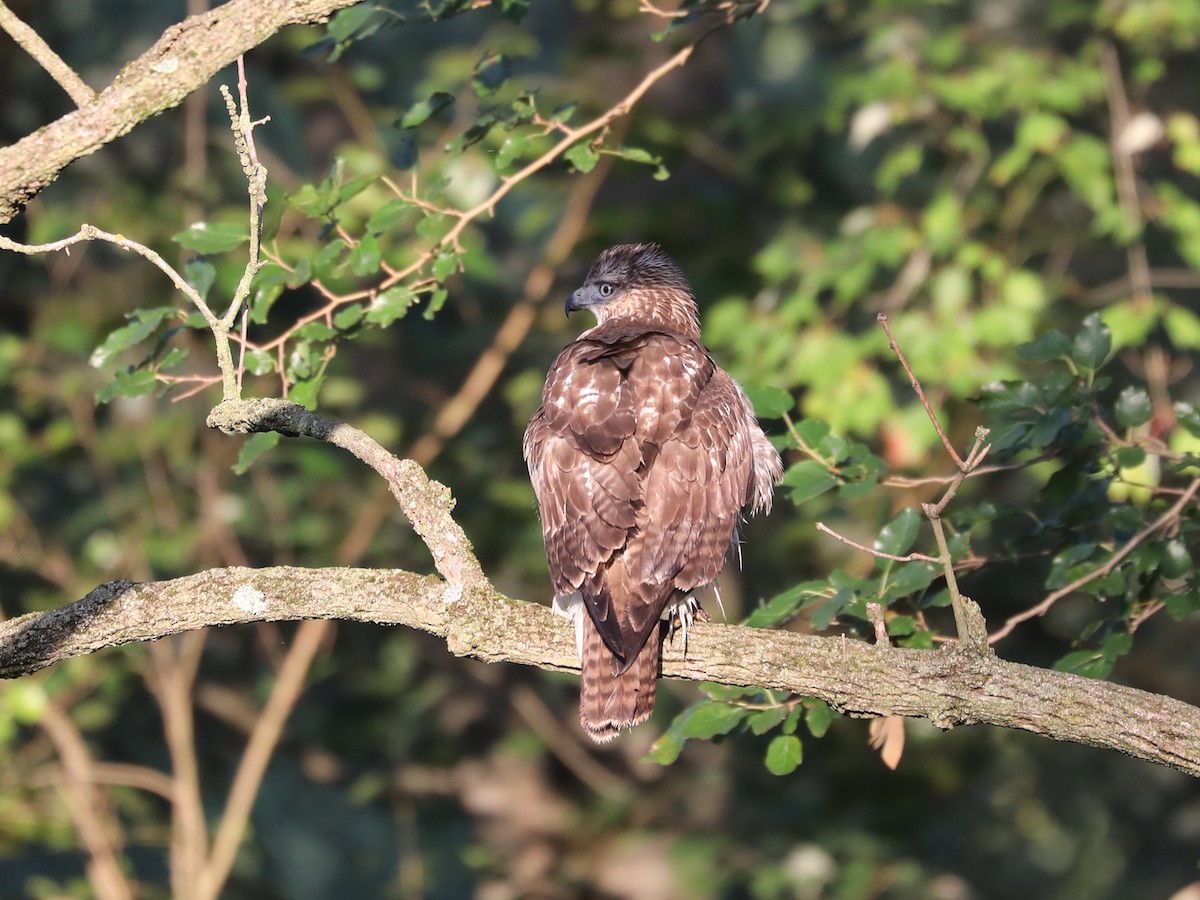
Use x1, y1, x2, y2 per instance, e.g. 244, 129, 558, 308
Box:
877, 313, 964, 469
815, 521, 940, 564
0, 0, 372, 222
3, 567, 1200, 778
205, 399, 488, 593
0, 1, 96, 107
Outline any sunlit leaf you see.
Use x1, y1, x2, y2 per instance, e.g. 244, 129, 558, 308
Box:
764, 734, 803, 775
400, 91, 455, 129
233, 432, 280, 474
172, 222, 249, 254
781, 460, 838, 504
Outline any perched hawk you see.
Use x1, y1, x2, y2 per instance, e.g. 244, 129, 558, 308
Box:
524, 243, 781, 742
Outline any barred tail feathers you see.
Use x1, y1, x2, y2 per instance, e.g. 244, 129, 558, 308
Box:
579, 611, 660, 743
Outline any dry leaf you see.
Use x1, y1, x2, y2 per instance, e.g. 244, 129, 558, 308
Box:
868, 715, 906, 770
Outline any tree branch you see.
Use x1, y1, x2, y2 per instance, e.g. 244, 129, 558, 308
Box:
205, 398, 488, 594
0, 1, 96, 107
0, 0, 368, 222
2, 566, 1198, 778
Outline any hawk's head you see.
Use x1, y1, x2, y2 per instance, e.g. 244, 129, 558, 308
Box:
566, 243, 698, 335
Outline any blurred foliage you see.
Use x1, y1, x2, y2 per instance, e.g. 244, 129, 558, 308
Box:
1, 0, 1200, 898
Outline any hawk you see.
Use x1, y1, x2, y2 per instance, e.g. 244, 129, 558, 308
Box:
524, 243, 781, 742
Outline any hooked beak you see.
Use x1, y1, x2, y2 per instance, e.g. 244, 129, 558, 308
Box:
565, 288, 588, 318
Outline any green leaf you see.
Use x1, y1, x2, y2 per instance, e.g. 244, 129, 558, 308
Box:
1053, 648, 1112, 679
781, 460, 838, 504
5, 682, 48, 725
184, 259, 216, 302
1165, 304, 1200, 348
368, 198, 414, 233
793, 418, 831, 448
400, 91, 455, 129
565, 142, 600, 174
1116, 445, 1146, 468
172, 222, 249, 254
244, 349, 276, 376
1159, 538, 1192, 579
744, 582, 827, 628
644, 721, 686, 766
804, 701, 837, 738
233, 432, 280, 474
764, 734, 803, 775
366, 286, 418, 327
472, 52, 510, 97
1072, 312, 1112, 370
496, 134, 529, 169
613, 145, 657, 165
416, 213, 451, 241
333, 305, 365, 330
874, 507, 921, 558
679, 700, 747, 739
350, 233, 382, 276
1115, 386, 1152, 428
742, 385, 793, 419
1164, 587, 1200, 620
1176, 402, 1200, 437
1018, 330, 1071, 362
336, 174, 375, 207
423, 287, 449, 320
880, 561, 939, 601
327, 4, 377, 41
294, 322, 336, 341
748, 706, 789, 735
90, 307, 177, 368
312, 240, 348, 280
96, 368, 158, 403
289, 377, 324, 410
433, 249, 459, 282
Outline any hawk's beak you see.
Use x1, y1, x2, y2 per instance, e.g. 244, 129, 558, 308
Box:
565, 289, 588, 318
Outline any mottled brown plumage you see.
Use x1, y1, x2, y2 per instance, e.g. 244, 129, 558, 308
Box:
524, 243, 781, 742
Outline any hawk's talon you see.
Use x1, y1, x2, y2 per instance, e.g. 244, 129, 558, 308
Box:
667, 594, 708, 657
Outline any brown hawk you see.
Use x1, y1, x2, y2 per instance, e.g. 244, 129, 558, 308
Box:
523, 243, 781, 742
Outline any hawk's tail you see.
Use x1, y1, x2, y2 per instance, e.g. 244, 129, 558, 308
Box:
579, 612, 660, 743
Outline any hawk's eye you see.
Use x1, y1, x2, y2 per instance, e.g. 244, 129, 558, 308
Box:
598, 282, 614, 297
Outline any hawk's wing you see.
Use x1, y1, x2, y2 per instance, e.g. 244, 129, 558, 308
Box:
523, 331, 645, 657
525, 325, 759, 664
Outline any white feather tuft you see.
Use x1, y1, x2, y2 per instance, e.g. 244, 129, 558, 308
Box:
552, 591, 585, 660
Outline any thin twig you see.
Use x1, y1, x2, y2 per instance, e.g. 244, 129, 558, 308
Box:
876, 315, 992, 648
865, 602, 889, 646
816, 522, 940, 564
989, 476, 1200, 644
877, 313, 964, 469
883, 457, 1033, 488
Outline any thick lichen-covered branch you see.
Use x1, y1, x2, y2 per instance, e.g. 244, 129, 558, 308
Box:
0, 566, 1197, 778
0, 0, 367, 222
206, 399, 488, 593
